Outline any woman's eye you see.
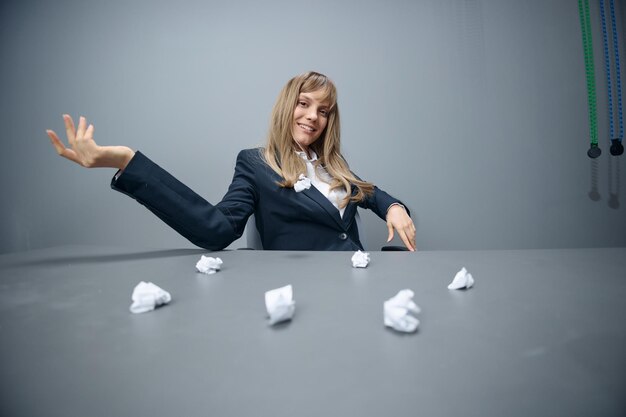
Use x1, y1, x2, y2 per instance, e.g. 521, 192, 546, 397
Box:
320, 110, 328, 116
298, 101, 307, 107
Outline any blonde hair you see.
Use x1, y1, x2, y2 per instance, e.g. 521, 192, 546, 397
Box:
263, 71, 374, 207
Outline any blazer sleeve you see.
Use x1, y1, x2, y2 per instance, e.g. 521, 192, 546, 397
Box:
111, 150, 258, 251
357, 185, 410, 220
350, 168, 411, 220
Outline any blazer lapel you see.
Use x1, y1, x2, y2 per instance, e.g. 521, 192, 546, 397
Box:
342, 184, 360, 228
342, 201, 357, 228
300, 186, 346, 231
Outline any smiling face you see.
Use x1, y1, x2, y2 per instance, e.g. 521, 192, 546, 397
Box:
292, 90, 331, 153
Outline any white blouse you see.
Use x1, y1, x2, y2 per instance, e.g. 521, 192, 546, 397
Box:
296, 150, 348, 218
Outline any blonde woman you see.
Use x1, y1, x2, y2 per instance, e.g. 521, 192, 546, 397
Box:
46, 71, 416, 251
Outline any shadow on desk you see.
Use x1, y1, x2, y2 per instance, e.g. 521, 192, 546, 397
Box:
2, 248, 207, 268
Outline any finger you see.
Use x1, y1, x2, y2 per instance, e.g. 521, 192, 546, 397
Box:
408, 228, 417, 250
407, 223, 416, 241
46, 130, 67, 154
406, 220, 417, 244
76, 116, 87, 140
386, 222, 394, 243
46, 130, 81, 162
397, 227, 415, 251
397, 229, 415, 251
47, 131, 80, 163
85, 124, 94, 140
63, 114, 76, 146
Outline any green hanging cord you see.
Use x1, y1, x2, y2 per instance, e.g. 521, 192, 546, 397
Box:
585, 0, 599, 153
579, 0, 601, 158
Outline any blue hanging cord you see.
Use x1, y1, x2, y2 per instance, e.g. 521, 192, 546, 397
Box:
609, 0, 625, 155
609, 0, 624, 144
600, 0, 615, 139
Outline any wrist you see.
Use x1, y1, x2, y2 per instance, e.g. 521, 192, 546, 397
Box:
115, 147, 135, 170
386, 203, 405, 216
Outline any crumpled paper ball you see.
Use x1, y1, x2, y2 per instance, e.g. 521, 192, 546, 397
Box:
129, 281, 172, 314
294, 174, 311, 192
265, 284, 295, 325
196, 256, 223, 275
384, 289, 421, 333
448, 267, 474, 290
351, 250, 370, 268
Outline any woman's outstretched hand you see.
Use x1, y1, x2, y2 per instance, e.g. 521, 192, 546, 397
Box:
46, 114, 135, 170
386, 204, 416, 251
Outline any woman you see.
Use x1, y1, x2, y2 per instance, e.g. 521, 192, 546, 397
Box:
46, 71, 416, 251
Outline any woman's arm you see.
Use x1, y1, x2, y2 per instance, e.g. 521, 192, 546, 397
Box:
46, 114, 254, 251
46, 114, 134, 170
110, 151, 244, 251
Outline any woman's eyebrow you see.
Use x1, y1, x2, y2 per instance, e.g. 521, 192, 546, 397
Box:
300, 95, 326, 104
299, 94, 331, 109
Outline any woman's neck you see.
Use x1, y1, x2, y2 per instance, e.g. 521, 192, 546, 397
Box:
295, 143, 311, 159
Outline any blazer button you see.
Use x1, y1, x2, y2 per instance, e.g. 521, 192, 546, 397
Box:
339, 233, 348, 240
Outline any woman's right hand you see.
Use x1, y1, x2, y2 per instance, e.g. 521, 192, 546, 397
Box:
46, 114, 135, 170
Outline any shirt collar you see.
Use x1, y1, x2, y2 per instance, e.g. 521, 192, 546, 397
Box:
296, 149, 318, 162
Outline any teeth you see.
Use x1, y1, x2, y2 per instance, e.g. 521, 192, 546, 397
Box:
299, 124, 314, 132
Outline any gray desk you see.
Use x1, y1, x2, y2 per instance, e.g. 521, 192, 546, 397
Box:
1, 246, 625, 417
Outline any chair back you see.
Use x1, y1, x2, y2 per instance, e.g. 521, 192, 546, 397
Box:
245, 214, 264, 249
355, 210, 367, 250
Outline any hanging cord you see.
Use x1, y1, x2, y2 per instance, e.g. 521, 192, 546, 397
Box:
579, 0, 601, 158
610, 0, 625, 155
600, 0, 614, 139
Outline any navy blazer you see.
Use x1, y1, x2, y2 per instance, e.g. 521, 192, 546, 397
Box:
111, 148, 408, 251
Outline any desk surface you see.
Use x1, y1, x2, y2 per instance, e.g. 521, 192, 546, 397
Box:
1, 246, 625, 417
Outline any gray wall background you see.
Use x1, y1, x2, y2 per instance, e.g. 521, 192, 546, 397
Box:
1, 0, 624, 253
